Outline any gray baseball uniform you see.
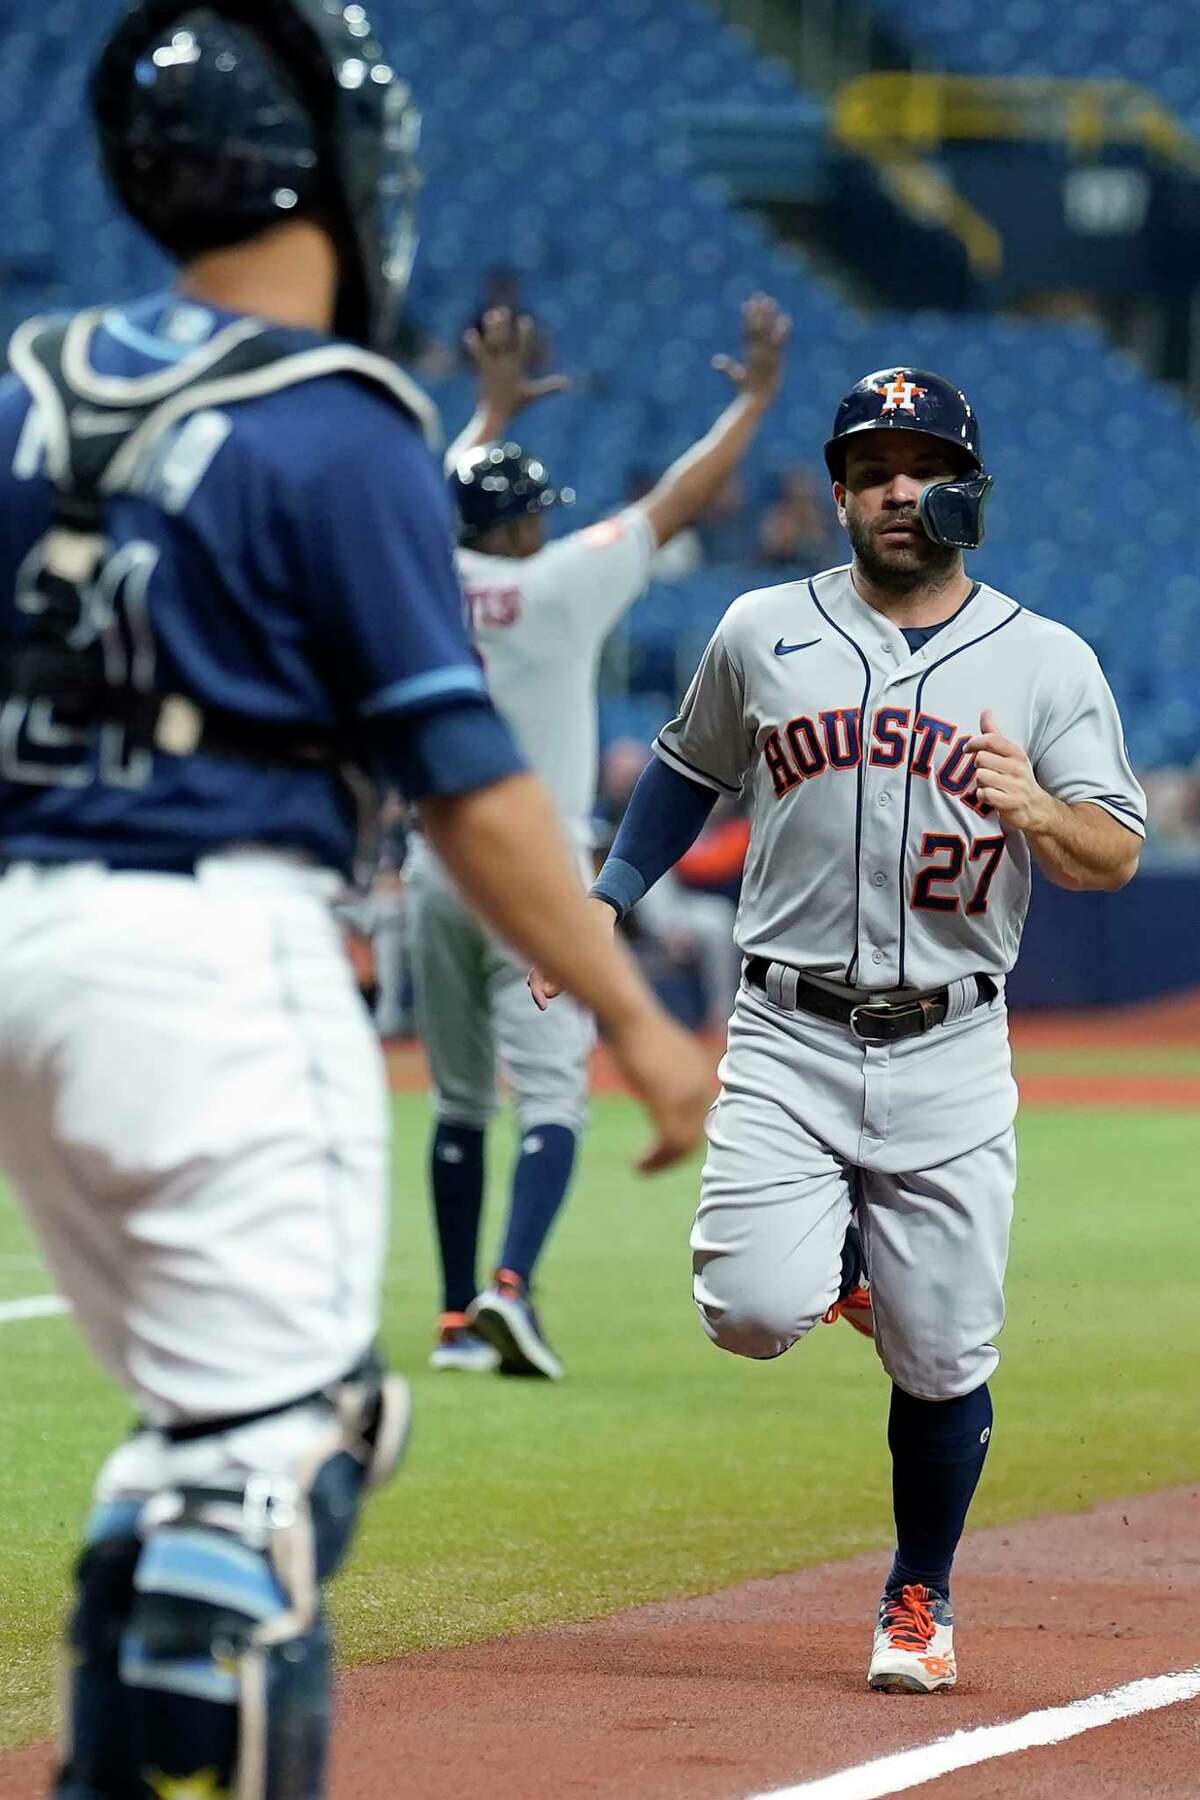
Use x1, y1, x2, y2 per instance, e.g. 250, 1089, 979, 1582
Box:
408, 509, 656, 1127
652, 565, 1145, 1398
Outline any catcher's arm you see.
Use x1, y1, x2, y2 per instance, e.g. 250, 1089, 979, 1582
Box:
420, 770, 712, 1172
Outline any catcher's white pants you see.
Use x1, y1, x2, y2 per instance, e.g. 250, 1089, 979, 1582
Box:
0, 853, 389, 1428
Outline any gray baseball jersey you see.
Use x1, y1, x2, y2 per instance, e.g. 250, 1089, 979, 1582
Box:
655, 565, 1146, 992
458, 508, 656, 845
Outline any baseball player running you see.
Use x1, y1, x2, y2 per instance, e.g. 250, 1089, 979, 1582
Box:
409, 297, 790, 1378
534, 368, 1145, 1691
0, 6, 709, 1795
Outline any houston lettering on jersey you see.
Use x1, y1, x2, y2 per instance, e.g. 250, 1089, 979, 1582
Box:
762, 704, 995, 818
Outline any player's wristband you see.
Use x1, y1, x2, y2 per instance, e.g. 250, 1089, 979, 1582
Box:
589, 858, 646, 922
590, 754, 720, 919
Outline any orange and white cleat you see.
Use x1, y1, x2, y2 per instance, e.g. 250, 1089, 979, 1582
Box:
429, 1311, 499, 1373
468, 1268, 563, 1379
868, 1583, 957, 1693
822, 1281, 874, 1338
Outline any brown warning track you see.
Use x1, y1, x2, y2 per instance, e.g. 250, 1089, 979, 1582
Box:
386, 985, 1200, 1111
2, 1488, 1196, 1799
1007, 989, 1200, 1051
1014, 1074, 1200, 1109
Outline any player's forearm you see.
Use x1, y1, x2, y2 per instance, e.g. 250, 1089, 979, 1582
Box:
416, 773, 655, 1027
592, 756, 719, 918
1023, 799, 1141, 892
640, 393, 770, 547
443, 404, 509, 474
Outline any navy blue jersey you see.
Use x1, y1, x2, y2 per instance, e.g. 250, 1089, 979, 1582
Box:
0, 294, 520, 876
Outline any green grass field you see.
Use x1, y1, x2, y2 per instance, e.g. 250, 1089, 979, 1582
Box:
1013, 1047, 1200, 1075
2, 1091, 1199, 1747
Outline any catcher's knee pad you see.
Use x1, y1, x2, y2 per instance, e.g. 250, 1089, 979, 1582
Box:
103, 1369, 410, 1798
120, 1483, 330, 1799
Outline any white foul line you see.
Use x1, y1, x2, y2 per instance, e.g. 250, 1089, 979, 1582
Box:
746, 1664, 1200, 1800
0, 1294, 69, 1323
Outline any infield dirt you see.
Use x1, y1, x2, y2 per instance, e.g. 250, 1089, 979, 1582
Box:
1, 1486, 1196, 1799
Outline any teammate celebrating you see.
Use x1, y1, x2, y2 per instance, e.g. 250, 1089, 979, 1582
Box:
409, 296, 790, 1378
0, 5, 709, 1794
534, 368, 1145, 1690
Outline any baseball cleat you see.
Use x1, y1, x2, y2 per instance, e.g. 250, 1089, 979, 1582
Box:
822, 1281, 874, 1338
868, 1583, 957, 1693
429, 1312, 500, 1373
467, 1269, 563, 1379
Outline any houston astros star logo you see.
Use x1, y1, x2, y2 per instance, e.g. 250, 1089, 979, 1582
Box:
873, 373, 927, 414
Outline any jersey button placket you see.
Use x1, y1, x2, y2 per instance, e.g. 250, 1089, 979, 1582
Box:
858, 655, 917, 986
858, 770, 902, 986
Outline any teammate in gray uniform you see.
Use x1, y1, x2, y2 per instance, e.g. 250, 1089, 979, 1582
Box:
409, 299, 790, 1377
534, 367, 1145, 1691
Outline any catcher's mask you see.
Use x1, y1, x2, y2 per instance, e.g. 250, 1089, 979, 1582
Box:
92, 0, 420, 351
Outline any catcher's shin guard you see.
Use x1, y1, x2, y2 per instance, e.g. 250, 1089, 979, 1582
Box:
55, 1502, 145, 1800
57, 1371, 410, 1799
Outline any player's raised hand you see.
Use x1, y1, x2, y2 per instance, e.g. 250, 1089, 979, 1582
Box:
965, 708, 1054, 833
711, 293, 791, 407
463, 307, 570, 421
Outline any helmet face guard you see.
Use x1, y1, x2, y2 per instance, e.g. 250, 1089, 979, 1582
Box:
918, 471, 994, 550
825, 367, 994, 551
92, 0, 420, 351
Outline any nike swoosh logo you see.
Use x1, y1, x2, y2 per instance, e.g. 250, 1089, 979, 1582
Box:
774, 637, 821, 656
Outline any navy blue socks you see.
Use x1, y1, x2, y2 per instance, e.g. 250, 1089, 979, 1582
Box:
430, 1122, 486, 1315
887, 1382, 993, 1598
498, 1123, 578, 1287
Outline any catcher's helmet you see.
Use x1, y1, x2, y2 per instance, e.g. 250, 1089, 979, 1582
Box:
450, 443, 575, 548
91, 1, 420, 352
824, 368, 994, 550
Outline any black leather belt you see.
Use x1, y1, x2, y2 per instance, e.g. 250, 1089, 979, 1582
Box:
744, 957, 997, 1044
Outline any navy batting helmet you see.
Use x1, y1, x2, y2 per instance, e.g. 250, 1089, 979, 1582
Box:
450, 443, 576, 548
91, 1, 420, 352
824, 368, 994, 550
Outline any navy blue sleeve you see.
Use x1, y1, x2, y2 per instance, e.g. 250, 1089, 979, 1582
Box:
367, 696, 526, 801
295, 385, 486, 722
592, 755, 718, 919
0, 375, 40, 647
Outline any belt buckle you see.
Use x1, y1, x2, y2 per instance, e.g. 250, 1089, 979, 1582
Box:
848, 1002, 894, 1045
849, 997, 939, 1043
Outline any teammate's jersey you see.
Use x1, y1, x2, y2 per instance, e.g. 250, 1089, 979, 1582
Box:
655, 565, 1146, 991
0, 294, 493, 877
457, 509, 656, 841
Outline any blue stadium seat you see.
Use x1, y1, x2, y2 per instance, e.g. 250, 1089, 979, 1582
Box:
869, 0, 1200, 134
2, 0, 1196, 766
